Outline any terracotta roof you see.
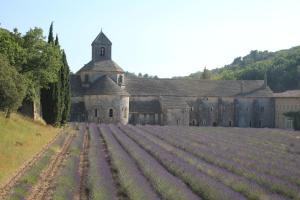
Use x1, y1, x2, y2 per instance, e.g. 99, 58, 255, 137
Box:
85, 75, 129, 96
126, 78, 273, 97
273, 90, 300, 98
77, 60, 124, 73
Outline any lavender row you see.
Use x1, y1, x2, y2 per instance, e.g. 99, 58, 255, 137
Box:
161, 125, 300, 169
167, 126, 300, 186
133, 125, 288, 200
88, 124, 118, 200
148, 125, 300, 187
185, 126, 300, 159
99, 124, 160, 200
119, 124, 246, 200
142, 125, 300, 199
53, 126, 85, 200
108, 124, 200, 200
184, 126, 300, 167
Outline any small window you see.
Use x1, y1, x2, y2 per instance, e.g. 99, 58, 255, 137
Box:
259, 120, 262, 127
109, 109, 113, 117
191, 119, 197, 126
229, 120, 232, 127
84, 74, 89, 82
100, 47, 105, 56
118, 75, 123, 86
249, 120, 252, 127
94, 109, 98, 117
190, 107, 194, 112
124, 107, 127, 118
210, 107, 213, 112
261, 106, 264, 113
177, 119, 180, 125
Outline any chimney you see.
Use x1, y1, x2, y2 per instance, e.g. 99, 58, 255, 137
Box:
263, 73, 268, 89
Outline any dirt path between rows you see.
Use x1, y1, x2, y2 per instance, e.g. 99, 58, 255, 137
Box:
77, 130, 90, 200
0, 132, 61, 200
25, 133, 75, 200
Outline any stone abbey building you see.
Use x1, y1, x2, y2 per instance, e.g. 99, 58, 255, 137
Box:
70, 31, 300, 128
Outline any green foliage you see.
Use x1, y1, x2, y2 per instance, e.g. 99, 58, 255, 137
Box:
0, 24, 70, 124
201, 67, 211, 79
0, 28, 26, 70
48, 22, 54, 43
0, 54, 27, 117
125, 71, 158, 79
60, 51, 71, 124
214, 47, 300, 92
284, 111, 300, 130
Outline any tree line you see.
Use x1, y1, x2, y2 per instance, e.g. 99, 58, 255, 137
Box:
0, 23, 70, 126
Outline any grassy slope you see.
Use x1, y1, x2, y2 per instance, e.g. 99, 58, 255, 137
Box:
0, 112, 60, 185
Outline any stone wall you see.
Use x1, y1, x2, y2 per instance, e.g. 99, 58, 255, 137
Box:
275, 97, 300, 129
84, 94, 129, 124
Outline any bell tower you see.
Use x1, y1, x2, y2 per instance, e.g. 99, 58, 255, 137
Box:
91, 30, 112, 62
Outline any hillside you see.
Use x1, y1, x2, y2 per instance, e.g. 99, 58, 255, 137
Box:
0, 112, 59, 185
185, 46, 300, 92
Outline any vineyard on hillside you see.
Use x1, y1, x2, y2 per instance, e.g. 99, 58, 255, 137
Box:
1, 124, 300, 200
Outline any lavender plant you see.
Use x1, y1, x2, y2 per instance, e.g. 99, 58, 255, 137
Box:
99, 124, 160, 200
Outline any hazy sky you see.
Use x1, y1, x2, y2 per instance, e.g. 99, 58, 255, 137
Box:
1, 0, 300, 78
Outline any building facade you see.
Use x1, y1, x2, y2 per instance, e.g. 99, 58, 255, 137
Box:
70, 31, 300, 129
274, 90, 300, 129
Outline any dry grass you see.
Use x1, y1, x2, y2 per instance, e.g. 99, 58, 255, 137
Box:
0, 112, 60, 185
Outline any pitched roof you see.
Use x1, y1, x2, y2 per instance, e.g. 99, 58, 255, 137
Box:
77, 60, 124, 73
129, 100, 161, 113
92, 31, 112, 45
273, 90, 300, 98
160, 96, 189, 109
85, 75, 129, 96
126, 78, 273, 97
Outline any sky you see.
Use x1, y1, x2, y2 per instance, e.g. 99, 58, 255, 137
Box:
1, 0, 300, 78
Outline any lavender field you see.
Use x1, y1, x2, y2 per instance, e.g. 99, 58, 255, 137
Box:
85, 124, 300, 200
3, 124, 300, 200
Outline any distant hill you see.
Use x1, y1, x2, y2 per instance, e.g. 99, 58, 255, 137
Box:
183, 46, 300, 92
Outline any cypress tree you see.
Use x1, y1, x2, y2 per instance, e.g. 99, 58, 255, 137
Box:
41, 23, 71, 126
41, 22, 62, 125
48, 22, 54, 43
61, 51, 71, 124
54, 34, 59, 46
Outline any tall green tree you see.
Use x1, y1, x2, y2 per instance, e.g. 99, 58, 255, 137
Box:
41, 23, 64, 126
0, 54, 27, 118
201, 67, 211, 79
60, 51, 71, 124
48, 22, 54, 44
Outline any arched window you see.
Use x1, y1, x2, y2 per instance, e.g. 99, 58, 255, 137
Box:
118, 75, 123, 86
100, 47, 105, 56
109, 109, 113, 117
259, 120, 262, 127
84, 74, 89, 83
94, 109, 98, 117
123, 107, 127, 118
192, 119, 197, 126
